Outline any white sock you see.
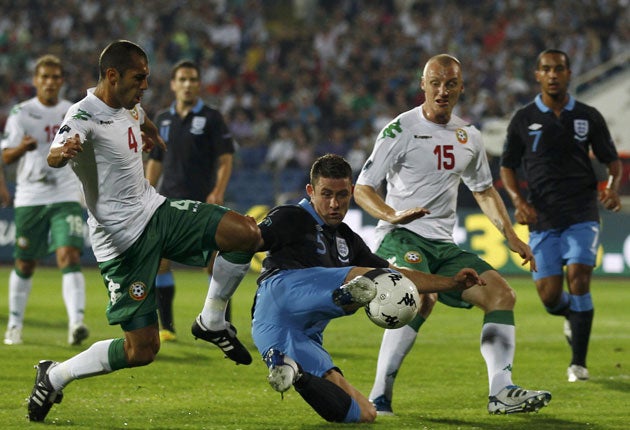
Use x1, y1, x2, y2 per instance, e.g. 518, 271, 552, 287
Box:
62, 271, 86, 327
49, 339, 114, 390
480, 322, 515, 396
200, 255, 250, 331
369, 325, 418, 401
7, 270, 32, 329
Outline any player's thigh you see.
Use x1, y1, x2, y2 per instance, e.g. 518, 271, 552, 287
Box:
13, 205, 50, 260
158, 199, 228, 267
253, 267, 352, 325
375, 229, 431, 273
98, 232, 162, 328
49, 202, 84, 251
561, 221, 599, 266
530, 228, 564, 280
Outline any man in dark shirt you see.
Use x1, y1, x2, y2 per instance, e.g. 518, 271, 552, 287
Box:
217, 154, 483, 423
500, 49, 622, 383
146, 60, 235, 342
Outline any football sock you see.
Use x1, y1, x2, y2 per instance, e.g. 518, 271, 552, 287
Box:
61, 269, 86, 327
569, 293, 594, 367
369, 323, 420, 401
294, 371, 357, 422
7, 269, 32, 329
480, 311, 515, 396
48, 339, 116, 390
200, 253, 250, 331
155, 272, 175, 332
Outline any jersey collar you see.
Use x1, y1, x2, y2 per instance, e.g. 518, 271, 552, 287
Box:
534, 94, 576, 113
169, 99, 204, 115
298, 198, 326, 226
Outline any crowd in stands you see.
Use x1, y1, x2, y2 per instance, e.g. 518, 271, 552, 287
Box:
1, 0, 628, 210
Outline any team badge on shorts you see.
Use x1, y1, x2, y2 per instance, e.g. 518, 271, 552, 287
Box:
455, 128, 468, 144
16, 236, 30, 250
404, 251, 422, 264
129, 282, 147, 301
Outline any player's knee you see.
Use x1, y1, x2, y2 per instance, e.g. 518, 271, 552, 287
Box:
126, 342, 160, 367
15, 259, 36, 277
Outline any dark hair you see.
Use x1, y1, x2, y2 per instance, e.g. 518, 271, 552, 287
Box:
98, 40, 147, 79
170, 60, 200, 80
536, 49, 571, 70
34, 54, 63, 76
310, 154, 353, 186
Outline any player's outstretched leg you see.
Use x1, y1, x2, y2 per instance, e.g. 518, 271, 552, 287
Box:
488, 386, 551, 414
191, 315, 252, 365
28, 360, 64, 422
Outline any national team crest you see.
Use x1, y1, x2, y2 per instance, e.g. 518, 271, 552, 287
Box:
455, 128, 468, 144
336, 236, 349, 263
191, 116, 206, 135
129, 282, 147, 301
129, 107, 139, 120
404, 251, 422, 264
574, 119, 589, 140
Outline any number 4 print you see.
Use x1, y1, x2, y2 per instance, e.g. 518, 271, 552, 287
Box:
128, 127, 138, 152
433, 145, 455, 170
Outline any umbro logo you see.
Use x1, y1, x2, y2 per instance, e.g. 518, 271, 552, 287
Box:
413, 135, 432, 139
100, 120, 114, 125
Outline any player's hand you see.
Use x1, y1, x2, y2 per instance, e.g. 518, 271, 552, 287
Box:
599, 188, 621, 212
513, 200, 537, 225
452, 268, 485, 290
389, 207, 431, 224
21, 135, 37, 151
60, 134, 83, 159
141, 132, 167, 153
506, 236, 537, 272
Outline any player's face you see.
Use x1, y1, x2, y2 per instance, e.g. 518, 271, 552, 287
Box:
33, 65, 63, 107
535, 53, 571, 99
421, 61, 463, 124
114, 54, 150, 110
307, 176, 353, 227
171, 67, 200, 105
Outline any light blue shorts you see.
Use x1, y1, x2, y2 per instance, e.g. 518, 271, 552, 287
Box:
251, 266, 354, 377
529, 221, 600, 280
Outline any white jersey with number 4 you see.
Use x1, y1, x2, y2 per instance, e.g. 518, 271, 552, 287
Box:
356, 106, 493, 243
51, 89, 166, 261
1, 97, 81, 207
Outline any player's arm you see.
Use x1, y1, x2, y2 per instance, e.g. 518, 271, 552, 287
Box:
499, 166, 537, 225
145, 158, 162, 187
48, 133, 83, 168
2, 135, 38, 165
140, 117, 166, 152
598, 159, 622, 212
354, 183, 430, 224
473, 186, 536, 271
394, 266, 484, 293
0, 163, 11, 207
206, 153, 233, 205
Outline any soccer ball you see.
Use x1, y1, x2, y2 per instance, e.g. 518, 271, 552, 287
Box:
365, 271, 419, 329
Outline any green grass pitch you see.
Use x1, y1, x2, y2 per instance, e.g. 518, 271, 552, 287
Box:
0, 265, 628, 429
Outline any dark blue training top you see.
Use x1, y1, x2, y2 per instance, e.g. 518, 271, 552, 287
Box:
149, 99, 235, 201
501, 94, 618, 231
257, 199, 389, 284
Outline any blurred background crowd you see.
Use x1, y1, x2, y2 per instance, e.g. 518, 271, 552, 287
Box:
1, 0, 628, 211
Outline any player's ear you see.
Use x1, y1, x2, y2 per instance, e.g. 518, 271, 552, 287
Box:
306, 183, 314, 198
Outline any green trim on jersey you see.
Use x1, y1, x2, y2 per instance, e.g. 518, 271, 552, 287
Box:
98, 200, 229, 328
13, 202, 84, 260
376, 228, 494, 309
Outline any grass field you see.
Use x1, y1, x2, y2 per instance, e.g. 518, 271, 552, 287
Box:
0, 265, 628, 429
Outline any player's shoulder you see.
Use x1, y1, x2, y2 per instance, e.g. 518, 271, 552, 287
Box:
8, 97, 37, 116
377, 107, 421, 140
